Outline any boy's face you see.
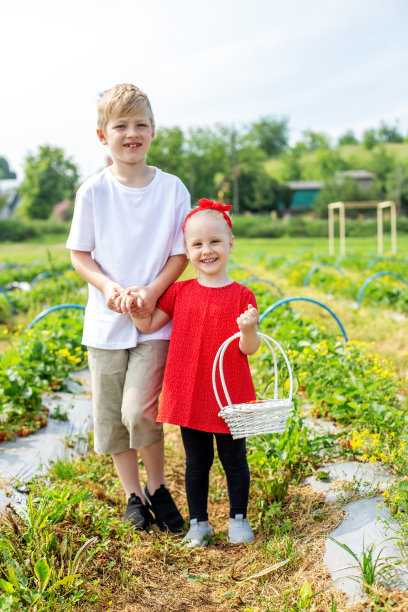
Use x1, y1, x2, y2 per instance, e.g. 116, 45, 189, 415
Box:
97, 111, 155, 166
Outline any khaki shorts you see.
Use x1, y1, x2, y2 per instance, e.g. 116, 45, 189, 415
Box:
87, 340, 169, 454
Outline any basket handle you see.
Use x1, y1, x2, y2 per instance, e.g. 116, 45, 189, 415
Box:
212, 332, 294, 411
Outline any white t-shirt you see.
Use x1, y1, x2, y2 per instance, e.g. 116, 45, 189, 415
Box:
66, 167, 190, 349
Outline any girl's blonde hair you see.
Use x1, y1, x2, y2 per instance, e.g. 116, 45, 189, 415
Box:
184, 208, 233, 237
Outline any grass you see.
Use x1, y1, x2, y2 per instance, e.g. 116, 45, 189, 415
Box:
1, 234, 407, 267
0, 240, 70, 264
2, 236, 408, 610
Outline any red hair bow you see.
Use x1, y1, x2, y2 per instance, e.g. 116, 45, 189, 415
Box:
182, 198, 232, 233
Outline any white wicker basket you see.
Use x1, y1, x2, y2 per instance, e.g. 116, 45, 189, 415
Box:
212, 332, 294, 439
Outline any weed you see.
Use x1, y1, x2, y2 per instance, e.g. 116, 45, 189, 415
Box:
328, 536, 403, 593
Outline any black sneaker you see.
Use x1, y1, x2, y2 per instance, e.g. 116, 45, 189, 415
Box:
143, 484, 184, 533
123, 493, 153, 530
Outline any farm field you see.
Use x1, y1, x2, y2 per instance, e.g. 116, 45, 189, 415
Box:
0, 236, 408, 611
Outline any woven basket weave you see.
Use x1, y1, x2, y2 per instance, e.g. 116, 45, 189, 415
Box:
213, 332, 294, 440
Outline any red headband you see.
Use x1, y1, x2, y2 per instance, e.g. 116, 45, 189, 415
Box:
182, 198, 232, 233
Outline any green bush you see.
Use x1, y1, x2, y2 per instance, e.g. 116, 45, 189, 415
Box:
231, 215, 408, 238
0, 219, 70, 242
232, 215, 285, 238
0, 219, 38, 241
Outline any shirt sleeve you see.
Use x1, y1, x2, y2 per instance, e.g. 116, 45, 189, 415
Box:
169, 188, 191, 256
240, 286, 258, 312
66, 184, 95, 252
157, 283, 178, 317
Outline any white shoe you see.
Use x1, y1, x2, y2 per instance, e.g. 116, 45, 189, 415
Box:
182, 519, 213, 548
228, 514, 254, 544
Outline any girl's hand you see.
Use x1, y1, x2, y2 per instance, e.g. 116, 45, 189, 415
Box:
103, 281, 124, 312
114, 290, 142, 314
116, 285, 158, 317
237, 304, 259, 332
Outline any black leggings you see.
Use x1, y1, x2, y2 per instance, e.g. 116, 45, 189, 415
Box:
180, 427, 250, 521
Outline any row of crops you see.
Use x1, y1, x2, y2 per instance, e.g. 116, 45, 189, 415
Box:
238, 250, 408, 312
0, 252, 407, 609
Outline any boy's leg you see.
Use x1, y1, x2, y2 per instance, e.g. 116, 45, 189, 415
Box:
112, 448, 144, 499
139, 439, 165, 495
88, 347, 152, 529
122, 340, 183, 532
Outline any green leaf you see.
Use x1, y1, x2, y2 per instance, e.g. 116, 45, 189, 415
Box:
0, 579, 14, 594
34, 557, 50, 591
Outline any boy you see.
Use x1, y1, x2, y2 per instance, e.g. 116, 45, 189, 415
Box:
66, 83, 190, 532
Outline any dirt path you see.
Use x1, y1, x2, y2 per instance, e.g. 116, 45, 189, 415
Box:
86, 424, 352, 612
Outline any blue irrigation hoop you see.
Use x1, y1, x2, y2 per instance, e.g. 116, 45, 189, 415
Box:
277, 259, 300, 277
227, 263, 254, 275
241, 277, 284, 297
303, 263, 344, 287
259, 296, 348, 342
0, 285, 16, 315
357, 271, 408, 308
28, 304, 85, 328
365, 256, 397, 270
0, 263, 21, 271
31, 271, 73, 288
265, 255, 287, 268
335, 253, 361, 267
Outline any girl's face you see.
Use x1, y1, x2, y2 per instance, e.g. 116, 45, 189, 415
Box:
184, 214, 233, 286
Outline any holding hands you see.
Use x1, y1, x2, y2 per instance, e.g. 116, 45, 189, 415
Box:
113, 285, 158, 318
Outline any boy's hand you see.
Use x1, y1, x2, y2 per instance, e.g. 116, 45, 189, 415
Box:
103, 281, 124, 312
116, 285, 159, 317
237, 304, 259, 332
114, 290, 143, 314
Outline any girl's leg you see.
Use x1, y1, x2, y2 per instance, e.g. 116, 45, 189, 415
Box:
180, 427, 214, 521
215, 434, 250, 518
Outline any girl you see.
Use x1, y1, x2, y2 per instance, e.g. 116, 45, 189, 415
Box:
123, 199, 260, 547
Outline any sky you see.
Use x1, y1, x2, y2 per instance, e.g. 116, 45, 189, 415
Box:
1, 0, 408, 181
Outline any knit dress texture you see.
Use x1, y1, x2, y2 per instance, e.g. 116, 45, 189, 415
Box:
156, 279, 257, 433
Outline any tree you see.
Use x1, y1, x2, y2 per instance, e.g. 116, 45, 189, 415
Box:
186, 126, 232, 201
0, 157, 17, 179
19, 146, 79, 219
368, 145, 396, 198
248, 116, 289, 156
280, 143, 306, 181
362, 128, 378, 150
338, 130, 359, 146
147, 127, 189, 186
301, 130, 330, 151
378, 120, 404, 143
313, 177, 374, 218
315, 148, 348, 180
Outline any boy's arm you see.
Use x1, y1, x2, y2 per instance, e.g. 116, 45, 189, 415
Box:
117, 253, 187, 315
237, 304, 261, 355
70, 250, 123, 312
130, 307, 171, 334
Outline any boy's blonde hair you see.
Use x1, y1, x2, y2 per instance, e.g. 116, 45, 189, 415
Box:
97, 84, 155, 132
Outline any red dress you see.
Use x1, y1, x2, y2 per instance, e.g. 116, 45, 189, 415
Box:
157, 279, 257, 433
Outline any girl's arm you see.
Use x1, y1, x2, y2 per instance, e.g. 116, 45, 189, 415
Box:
237, 304, 261, 355
115, 254, 187, 315
70, 250, 123, 311
130, 307, 171, 334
